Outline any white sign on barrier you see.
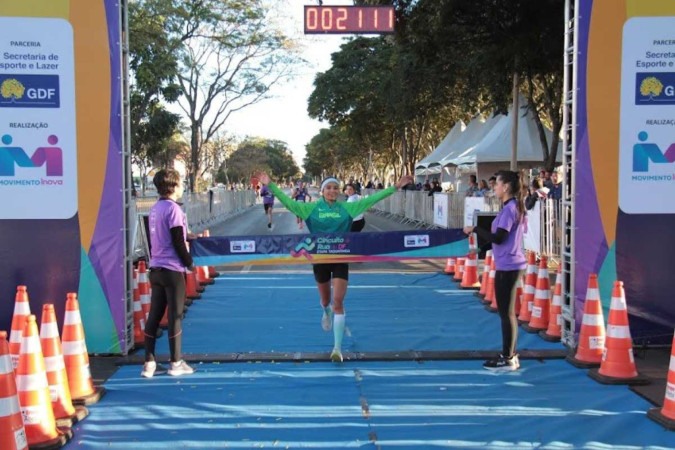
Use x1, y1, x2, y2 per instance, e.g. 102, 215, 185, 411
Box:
433, 193, 449, 227
464, 197, 486, 227
523, 201, 541, 254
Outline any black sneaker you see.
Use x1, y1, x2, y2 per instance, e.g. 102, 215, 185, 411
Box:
483, 354, 520, 372
267, 223, 272, 229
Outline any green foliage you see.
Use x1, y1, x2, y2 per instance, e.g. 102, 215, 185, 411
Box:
227, 138, 300, 183
128, 0, 185, 182
306, 0, 565, 176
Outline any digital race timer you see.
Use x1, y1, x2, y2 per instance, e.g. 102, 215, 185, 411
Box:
303, 5, 395, 35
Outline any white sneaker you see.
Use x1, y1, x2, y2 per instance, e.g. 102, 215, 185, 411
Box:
483, 354, 520, 372
141, 361, 167, 378
168, 360, 195, 376
330, 348, 343, 363
321, 307, 333, 331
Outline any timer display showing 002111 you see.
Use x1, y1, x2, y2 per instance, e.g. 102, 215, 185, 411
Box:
304, 6, 395, 35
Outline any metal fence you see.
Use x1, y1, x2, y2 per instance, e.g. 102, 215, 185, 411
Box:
134, 188, 561, 262
365, 189, 561, 262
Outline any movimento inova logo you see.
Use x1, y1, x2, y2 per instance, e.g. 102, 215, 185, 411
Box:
633, 131, 675, 172
635, 72, 675, 105
0, 74, 60, 108
0, 134, 63, 177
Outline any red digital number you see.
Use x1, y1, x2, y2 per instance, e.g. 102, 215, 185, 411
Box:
306, 8, 318, 30
336, 8, 347, 30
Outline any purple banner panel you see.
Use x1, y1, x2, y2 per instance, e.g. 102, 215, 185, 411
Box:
191, 229, 469, 266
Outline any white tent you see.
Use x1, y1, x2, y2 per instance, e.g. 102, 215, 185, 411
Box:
414, 120, 465, 176
447, 98, 561, 183
453, 100, 561, 166
437, 114, 504, 168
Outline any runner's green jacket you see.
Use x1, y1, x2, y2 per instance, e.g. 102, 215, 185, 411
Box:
268, 183, 396, 233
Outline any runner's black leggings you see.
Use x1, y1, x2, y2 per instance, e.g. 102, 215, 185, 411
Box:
494, 269, 524, 358
145, 269, 186, 363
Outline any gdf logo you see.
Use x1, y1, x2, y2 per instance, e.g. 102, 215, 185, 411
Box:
0, 74, 60, 108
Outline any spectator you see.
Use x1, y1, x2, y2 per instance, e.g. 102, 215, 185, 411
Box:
537, 169, 553, 190
465, 174, 480, 197
477, 179, 490, 197
525, 178, 549, 210
428, 180, 442, 196
486, 176, 497, 197
549, 171, 562, 200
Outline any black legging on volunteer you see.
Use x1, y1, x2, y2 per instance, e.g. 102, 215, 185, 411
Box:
494, 269, 523, 358
145, 269, 186, 363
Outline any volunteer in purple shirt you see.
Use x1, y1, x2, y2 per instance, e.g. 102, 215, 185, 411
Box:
142, 169, 195, 378
463, 170, 526, 372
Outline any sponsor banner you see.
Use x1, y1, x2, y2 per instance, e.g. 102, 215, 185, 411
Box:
191, 229, 469, 266
619, 17, 675, 214
0, 17, 77, 219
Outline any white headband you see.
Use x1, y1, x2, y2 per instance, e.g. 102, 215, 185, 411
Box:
321, 177, 339, 191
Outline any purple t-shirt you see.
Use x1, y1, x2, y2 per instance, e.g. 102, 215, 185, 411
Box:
490, 198, 526, 271
260, 185, 274, 205
149, 198, 188, 272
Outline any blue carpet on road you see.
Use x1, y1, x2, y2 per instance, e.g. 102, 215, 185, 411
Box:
64, 273, 674, 449
152, 272, 561, 355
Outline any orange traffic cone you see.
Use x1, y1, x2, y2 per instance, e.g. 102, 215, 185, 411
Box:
62, 293, 105, 405
138, 263, 164, 338
202, 230, 220, 279
443, 258, 456, 275
483, 258, 496, 309
137, 261, 151, 321
0, 331, 28, 450
540, 266, 562, 342
522, 256, 551, 333
132, 268, 146, 346
517, 252, 538, 325
566, 273, 605, 368
460, 235, 481, 289
647, 330, 675, 429
40, 304, 89, 427
186, 269, 202, 300
589, 281, 649, 385
453, 258, 465, 282
16, 315, 70, 447
477, 250, 493, 298
197, 265, 213, 286
9, 286, 32, 370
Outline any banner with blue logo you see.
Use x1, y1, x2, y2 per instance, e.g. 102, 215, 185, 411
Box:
0, 2, 126, 354
191, 229, 469, 266
576, 1, 675, 345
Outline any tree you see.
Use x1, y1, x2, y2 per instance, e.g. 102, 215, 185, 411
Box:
308, 37, 461, 178
128, 0, 185, 189
165, 0, 301, 191
406, 0, 564, 169
227, 137, 299, 184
